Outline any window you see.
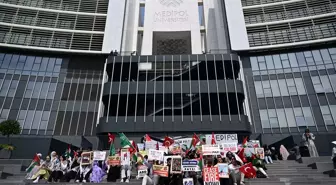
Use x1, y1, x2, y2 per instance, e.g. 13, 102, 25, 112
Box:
270, 80, 280, 96
250, 57, 259, 71
272, 55, 282, 69
265, 55, 274, 69
285, 108, 296, 127
302, 107, 314, 126
260, 110, 270, 128
311, 76, 324, 93
320, 76, 332, 92
321, 106, 334, 126
278, 79, 289, 96
257, 56, 266, 70
320, 49, 332, 64
276, 109, 288, 127
294, 78, 306, 95
254, 81, 263, 97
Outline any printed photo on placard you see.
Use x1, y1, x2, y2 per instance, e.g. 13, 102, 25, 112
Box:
120, 148, 131, 166
81, 152, 92, 165
108, 156, 120, 166
153, 165, 169, 177
170, 156, 182, 174
255, 148, 265, 159
218, 163, 229, 178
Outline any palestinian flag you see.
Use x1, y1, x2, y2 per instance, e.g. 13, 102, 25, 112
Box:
65, 144, 72, 158
26, 154, 40, 173
108, 133, 116, 156
118, 133, 132, 148
129, 141, 138, 162
145, 134, 164, 143
242, 136, 248, 148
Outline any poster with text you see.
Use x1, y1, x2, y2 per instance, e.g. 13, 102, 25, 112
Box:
170, 156, 182, 174
81, 152, 92, 165
153, 165, 169, 177
183, 178, 194, 185
255, 148, 265, 159
182, 159, 200, 172
120, 148, 131, 166
202, 145, 220, 156
148, 149, 165, 161
217, 163, 229, 178
108, 156, 120, 166
222, 142, 238, 153
93, 151, 107, 161
203, 167, 220, 185
137, 165, 148, 178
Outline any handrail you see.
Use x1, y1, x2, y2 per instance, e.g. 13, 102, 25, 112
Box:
149, 61, 201, 81
148, 97, 199, 116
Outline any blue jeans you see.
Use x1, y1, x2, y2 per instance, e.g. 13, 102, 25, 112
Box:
265, 156, 273, 164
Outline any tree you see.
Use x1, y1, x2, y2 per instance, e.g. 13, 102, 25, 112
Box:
0, 120, 21, 144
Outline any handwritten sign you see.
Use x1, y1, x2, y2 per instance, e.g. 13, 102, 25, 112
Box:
153, 165, 169, 177
93, 151, 106, 161
108, 156, 120, 166
148, 149, 164, 161
203, 167, 220, 185
222, 143, 238, 153
202, 145, 220, 156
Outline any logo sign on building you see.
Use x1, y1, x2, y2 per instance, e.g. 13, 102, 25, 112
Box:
153, 165, 169, 177
203, 167, 220, 185
159, 0, 184, 7
148, 149, 165, 161
202, 145, 220, 156
93, 151, 107, 161
205, 134, 238, 144
182, 160, 200, 171
222, 143, 238, 153
183, 178, 194, 185
217, 163, 229, 178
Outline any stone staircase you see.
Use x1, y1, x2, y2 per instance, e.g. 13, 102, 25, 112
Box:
0, 157, 335, 185
246, 157, 336, 185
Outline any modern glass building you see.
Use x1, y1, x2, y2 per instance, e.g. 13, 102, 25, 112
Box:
0, 0, 335, 157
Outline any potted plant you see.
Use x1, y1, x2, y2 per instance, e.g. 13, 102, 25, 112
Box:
0, 120, 21, 159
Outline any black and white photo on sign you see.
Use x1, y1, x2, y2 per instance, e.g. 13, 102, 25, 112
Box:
183, 178, 194, 185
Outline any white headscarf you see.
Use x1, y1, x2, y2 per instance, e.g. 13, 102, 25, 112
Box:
279, 145, 289, 160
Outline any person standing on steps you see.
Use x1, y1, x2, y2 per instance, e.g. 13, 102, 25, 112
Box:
302, 128, 319, 157
331, 141, 336, 169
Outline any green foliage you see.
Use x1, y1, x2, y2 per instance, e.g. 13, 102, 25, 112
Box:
0, 120, 21, 138
0, 144, 14, 151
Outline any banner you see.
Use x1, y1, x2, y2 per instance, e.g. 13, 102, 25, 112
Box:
170, 156, 182, 174
255, 148, 265, 159
182, 160, 200, 171
148, 149, 165, 161
120, 149, 130, 166
145, 140, 157, 150
108, 156, 120, 166
175, 138, 193, 148
247, 140, 260, 148
183, 178, 194, 185
202, 145, 220, 156
81, 152, 92, 165
217, 163, 229, 178
93, 151, 106, 161
137, 165, 148, 178
222, 143, 238, 153
203, 167, 220, 185
205, 134, 238, 144
153, 165, 169, 177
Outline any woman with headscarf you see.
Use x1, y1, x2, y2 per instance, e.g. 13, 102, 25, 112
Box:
50, 155, 68, 182
279, 145, 289, 160
31, 156, 51, 183
302, 128, 319, 157
62, 152, 81, 182
90, 160, 106, 183
26, 153, 43, 180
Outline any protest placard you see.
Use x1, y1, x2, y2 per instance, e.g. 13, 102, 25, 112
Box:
81, 152, 92, 165
205, 134, 238, 144
107, 156, 120, 166
174, 138, 193, 148
217, 163, 229, 178
171, 156, 182, 174
248, 140, 260, 148
222, 142, 238, 153
202, 145, 220, 155
137, 165, 148, 178
153, 165, 169, 177
255, 148, 265, 159
137, 143, 145, 151
120, 149, 131, 166
93, 151, 106, 161
148, 149, 165, 161
203, 167, 220, 185
183, 178, 194, 185
182, 159, 200, 172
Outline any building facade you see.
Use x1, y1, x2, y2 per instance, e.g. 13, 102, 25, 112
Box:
0, 0, 336, 157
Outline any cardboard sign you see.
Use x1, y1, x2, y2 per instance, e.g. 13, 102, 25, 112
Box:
183, 178, 194, 185
175, 138, 193, 148
255, 148, 265, 159
205, 134, 238, 144
202, 145, 220, 156
203, 167, 220, 185
217, 163, 229, 178
93, 151, 106, 161
145, 140, 158, 150
170, 144, 182, 154
153, 165, 169, 177
81, 152, 92, 165
171, 156, 182, 174
148, 149, 165, 161
248, 140, 260, 148
120, 149, 131, 166
137, 166, 148, 178
137, 143, 145, 151
182, 160, 200, 172
222, 143, 238, 153
108, 156, 120, 166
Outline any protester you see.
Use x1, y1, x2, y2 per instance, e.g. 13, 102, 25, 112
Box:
228, 157, 245, 185
263, 145, 273, 164
62, 153, 81, 182
31, 156, 51, 183
270, 147, 278, 160
302, 128, 319, 157
331, 142, 336, 169
26, 153, 43, 179
120, 150, 132, 183
90, 161, 106, 183
252, 154, 268, 178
